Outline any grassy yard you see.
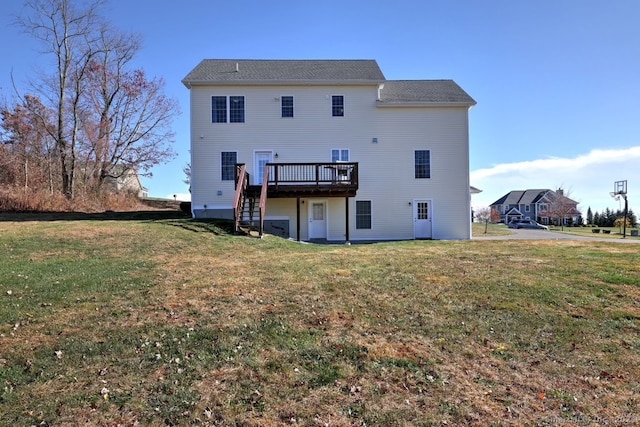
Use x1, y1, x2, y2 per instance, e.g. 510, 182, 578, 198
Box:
549, 225, 640, 240
472, 222, 513, 236
1, 217, 639, 426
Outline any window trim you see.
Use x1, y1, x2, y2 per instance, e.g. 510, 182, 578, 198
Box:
331, 148, 350, 162
211, 96, 227, 123
281, 95, 294, 118
229, 95, 245, 123
211, 95, 245, 123
221, 151, 237, 181
331, 95, 344, 117
356, 200, 372, 229
414, 149, 431, 179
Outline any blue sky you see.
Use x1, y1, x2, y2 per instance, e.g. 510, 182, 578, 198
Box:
2, 0, 639, 214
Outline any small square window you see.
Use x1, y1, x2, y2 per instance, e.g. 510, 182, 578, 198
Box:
281, 96, 293, 118
332, 95, 344, 117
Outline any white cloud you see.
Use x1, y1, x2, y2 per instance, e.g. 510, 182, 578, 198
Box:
471, 146, 640, 214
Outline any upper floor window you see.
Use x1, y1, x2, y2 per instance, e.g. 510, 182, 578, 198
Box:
332, 95, 344, 117
221, 151, 237, 180
212, 96, 227, 123
414, 150, 431, 179
229, 96, 245, 123
281, 96, 294, 118
211, 96, 245, 123
331, 149, 349, 162
525, 205, 530, 212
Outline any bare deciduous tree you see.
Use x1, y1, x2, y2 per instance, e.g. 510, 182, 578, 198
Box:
547, 188, 580, 230
13, 0, 179, 200
1, 95, 57, 191
18, 0, 105, 199
80, 31, 179, 192
475, 207, 491, 234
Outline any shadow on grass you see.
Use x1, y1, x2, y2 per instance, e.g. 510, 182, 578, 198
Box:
0, 210, 190, 222
0, 210, 238, 236
160, 218, 236, 235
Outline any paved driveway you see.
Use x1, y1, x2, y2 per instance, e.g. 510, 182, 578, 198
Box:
474, 228, 640, 243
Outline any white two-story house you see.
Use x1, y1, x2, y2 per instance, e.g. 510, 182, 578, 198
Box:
182, 59, 476, 242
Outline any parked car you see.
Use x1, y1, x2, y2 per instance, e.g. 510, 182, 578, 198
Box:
511, 219, 548, 230
507, 219, 520, 229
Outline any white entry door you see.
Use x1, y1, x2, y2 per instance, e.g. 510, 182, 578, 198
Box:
308, 201, 327, 239
254, 151, 272, 185
414, 200, 432, 239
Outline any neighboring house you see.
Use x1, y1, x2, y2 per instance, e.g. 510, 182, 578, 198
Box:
490, 189, 581, 226
104, 166, 148, 198
182, 59, 476, 242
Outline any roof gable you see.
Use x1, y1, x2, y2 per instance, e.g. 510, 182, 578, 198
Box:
182, 59, 385, 86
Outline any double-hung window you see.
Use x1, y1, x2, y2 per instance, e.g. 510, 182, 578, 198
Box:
229, 96, 244, 123
332, 95, 344, 117
212, 96, 227, 123
281, 96, 294, 118
211, 96, 245, 123
356, 201, 372, 229
331, 149, 349, 162
414, 150, 431, 179
221, 152, 237, 181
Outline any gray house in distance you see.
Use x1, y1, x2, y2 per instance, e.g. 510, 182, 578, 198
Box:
490, 189, 581, 225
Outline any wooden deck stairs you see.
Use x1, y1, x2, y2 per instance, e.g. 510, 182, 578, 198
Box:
233, 164, 268, 237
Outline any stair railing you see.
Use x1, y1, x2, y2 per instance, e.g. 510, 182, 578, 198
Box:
233, 164, 249, 233
258, 166, 269, 238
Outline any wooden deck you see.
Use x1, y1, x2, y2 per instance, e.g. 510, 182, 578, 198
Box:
235, 162, 358, 240
246, 162, 358, 198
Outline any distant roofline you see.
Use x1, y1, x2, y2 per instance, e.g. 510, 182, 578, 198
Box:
376, 100, 476, 108
182, 79, 383, 87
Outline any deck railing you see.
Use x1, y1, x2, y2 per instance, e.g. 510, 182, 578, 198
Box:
233, 164, 249, 233
266, 162, 358, 190
258, 166, 269, 237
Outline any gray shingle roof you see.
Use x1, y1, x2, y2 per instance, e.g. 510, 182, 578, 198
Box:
490, 189, 578, 206
378, 80, 476, 105
182, 59, 385, 85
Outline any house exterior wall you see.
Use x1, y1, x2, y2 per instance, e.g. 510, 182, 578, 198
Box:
189, 83, 472, 240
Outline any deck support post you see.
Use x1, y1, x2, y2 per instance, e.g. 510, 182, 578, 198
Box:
296, 197, 301, 242
345, 197, 350, 245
